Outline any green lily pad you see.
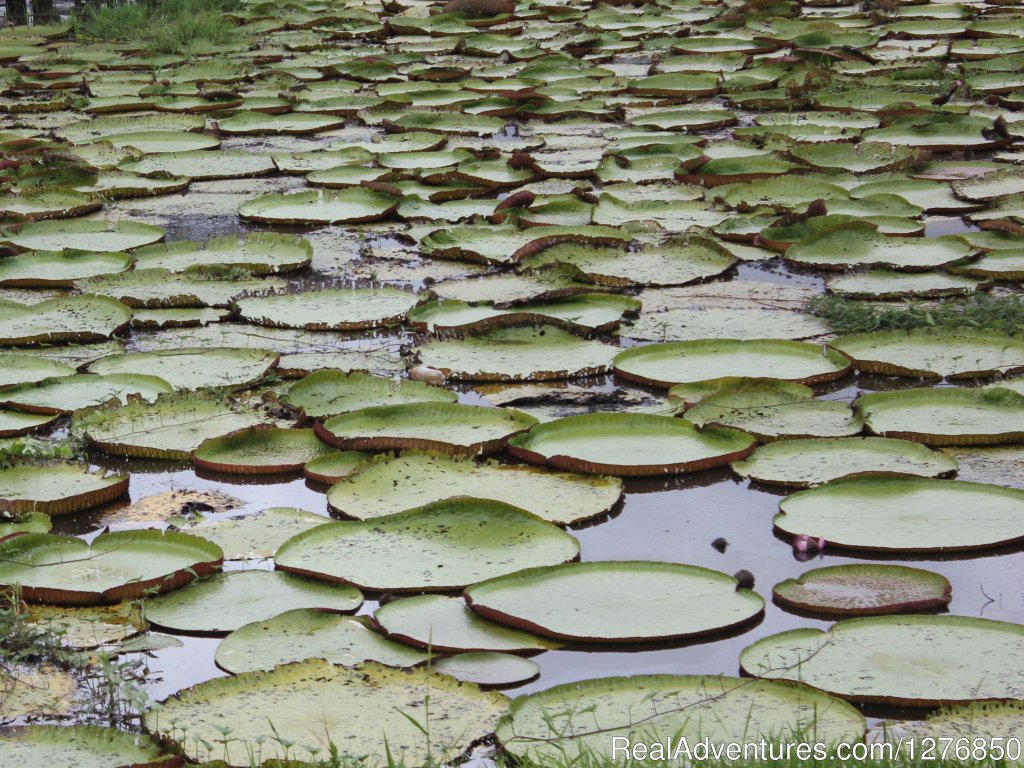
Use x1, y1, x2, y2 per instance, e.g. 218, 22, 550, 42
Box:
282, 370, 456, 418
0, 219, 164, 252
374, 594, 560, 654
0, 529, 222, 605
220, 605, 421, 678
419, 224, 629, 266
0, 353, 74, 388
0, 462, 128, 517
132, 233, 312, 275
142, 660, 508, 767
0, 373, 171, 414
143, 570, 361, 634
74, 393, 273, 460
78, 268, 283, 309
98, 130, 220, 154
789, 142, 918, 175
509, 412, 754, 476
856, 386, 1024, 446
235, 287, 418, 331
178, 507, 328, 560
315, 402, 537, 456
730, 436, 958, 487
194, 427, 334, 474
121, 150, 277, 180
433, 652, 539, 687
408, 294, 640, 335
826, 270, 989, 299
0, 295, 132, 345
465, 561, 764, 643
773, 564, 951, 617
0, 189, 101, 220
0, 725, 176, 768
785, 222, 972, 271
327, 450, 622, 526
497, 675, 864, 765
0, 250, 132, 288
24, 601, 146, 649
218, 111, 345, 135
276, 498, 579, 593
86, 348, 277, 390
0, 511, 51, 540
417, 324, 619, 382
776, 476, 1024, 553
613, 339, 852, 389
238, 188, 399, 225
741, 615, 1024, 707
303, 451, 372, 484
834, 329, 1024, 379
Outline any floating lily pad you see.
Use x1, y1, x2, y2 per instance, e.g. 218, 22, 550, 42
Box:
0, 529, 222, 605
730, 436, 958, 487
178, 507, 327, 560
121, 149, 277, 180
87, 348, 277, 390
497, 675, 864, 765
856, 386, 1024, 446
773, 564, 951, 617
132, 233, 312, 275
238, 188, 399, 225
0, 374, 171, 414
789, 142, 918, 175
374, 594, 560, 654
215, 610, 428, 675
509, 412, 754, 476
826, 270, 988, 300
0, 511, 50, 540
0, 462, 128, 517
75, 394, 272, 460
419, 224, 628, 266
625, 305, 830, 343
950, 248, 1024, 281
235, 288, 418, 331
408, 294, 640, 335
740, 615, 1024, 707
0, 295, 132, 345
686, 381, 862, 441
434, 652, 539, 687
78, 268, 282, 309
315, 402, 537, 456
303, 451, 372, 484
142, 660, 508, 767
0, 725, 177, 768
218, 111, 345, 135
0, 353, 74, 388
0, 219, 164, 252
327, 450, 622, 525
276, 499, 579, 593
0, 250, 132, 288
194, 427, 334, 474
832, 329, 1024, 379
143, 570, 361, 634
613, 339, 851, 389
465, 561, 764, 643
25, 601, 146, 649
775, 476, 1024, 553
283, 370, 455, 418
417, 324, 619, 382
100, 130, 220, 154
785, 222, 972, 271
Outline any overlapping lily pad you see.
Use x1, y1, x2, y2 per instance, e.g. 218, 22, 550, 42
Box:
238, 188, 399, 225
283, 370, 455, 418
327, 450, 622, 525
0, 219, 164, 252
235, 287, 418, 331
86, 348, 277, 390
0, 726, 177, 768
0, 250, 132, 288
784, 223, 972, 271
0, 295, 132, 345
132, 233, 312, 275
0, 462, 128, 517
832, 329, 1024, 379
193, 427, 333, 475
275, 499, 579, 592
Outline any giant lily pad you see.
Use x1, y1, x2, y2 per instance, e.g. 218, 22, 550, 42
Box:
497, 675, 864, 765
86, 348, 278, 390
218, 111, 345, 135
740, 615, 1024, 707
784, 222, 972, 271
235, 288, 418, 331
215, 610, 428, 674
315, 402, 537, 456
142, 660, 508, 767
0, 250, 132, 288
613, 339, 851, 389
775, 476, 1024, 553
826, 270, 989, 300
465, 561, 764, 643
419, 224, 629, 266
78, 268, 283, 309
773, 564, 951, 617
194, 427, 334, 474
282, 370, 456, 418
0, 373, 171, 414
276, 499, 579, 592
508, 412, 754, 476
0, 462, 128, 517
408, 294, 640, 335
132, 233, 312, 275
238, 188, 399, 225
856, 386, 1024, 446
74, 394, 273, 460
685, 381, 862, 441
121, 150, 277, 180
0, 726, 177, 768
0, 353, 74, 388
832, 329, 1024, 379
730, 436, 958, 487
143, 570, 361, 634
0, 295, 132, 345
327, 451, 622, 525
178, 507, 327, 560
0, 529, 222, 604
416, 324, 619, 382
0, 219, 164, 252
373, 594, 560, 654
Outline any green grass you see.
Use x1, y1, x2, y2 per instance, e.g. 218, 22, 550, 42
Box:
75, 0, 241, 54
809, 294, 1024, 335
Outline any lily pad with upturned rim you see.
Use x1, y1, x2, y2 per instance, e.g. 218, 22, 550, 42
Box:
282, 369, 456, 419
193, 427, 335, 475
0, 462, 129, 517
0, 219, 164, 253
177, 507, 328, 560
0, 295, 132, 345
86, 348, 278, 390
0, 725, 179, 768
237, 188, 399, 225
234, 287, 419, 331
773, 564, 951, 617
